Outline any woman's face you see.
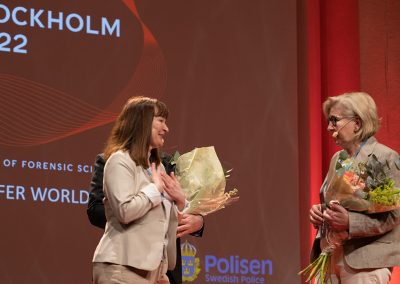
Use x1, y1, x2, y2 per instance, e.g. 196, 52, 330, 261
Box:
150, 115, 169, 149
327, 104, 358, 148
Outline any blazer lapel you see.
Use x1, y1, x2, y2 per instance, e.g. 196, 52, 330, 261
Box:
353, 136, 378, 166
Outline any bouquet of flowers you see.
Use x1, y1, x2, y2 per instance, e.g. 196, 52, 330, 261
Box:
171, 146, 239, 216
299, 151, 400, 283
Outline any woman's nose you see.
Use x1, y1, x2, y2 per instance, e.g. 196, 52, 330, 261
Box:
327, 122, 335, 131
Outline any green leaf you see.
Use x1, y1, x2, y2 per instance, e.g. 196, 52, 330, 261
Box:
169, 151, 181, 165
339, 150, 348, 160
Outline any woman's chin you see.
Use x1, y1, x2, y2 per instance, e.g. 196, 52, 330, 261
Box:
334, 139, 342, 146
150, 138, 165, 149
154, 141, 164, 149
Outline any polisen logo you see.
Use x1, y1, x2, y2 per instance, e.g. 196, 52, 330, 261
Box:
181, 241, 273, 283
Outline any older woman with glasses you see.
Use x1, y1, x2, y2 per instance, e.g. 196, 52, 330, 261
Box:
309, 92, 400, 284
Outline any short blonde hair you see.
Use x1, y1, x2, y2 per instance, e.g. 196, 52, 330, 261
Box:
322, 92, 380, 141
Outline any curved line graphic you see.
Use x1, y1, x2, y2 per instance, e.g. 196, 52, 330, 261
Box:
0, 74, 117, 147
106, 0, 167, 112
0, 0, 167, 147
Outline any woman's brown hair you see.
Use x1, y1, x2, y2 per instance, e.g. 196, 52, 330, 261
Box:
103, 96, 169, 168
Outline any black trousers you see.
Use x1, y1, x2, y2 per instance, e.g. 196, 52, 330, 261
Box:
166, 238, 182, 284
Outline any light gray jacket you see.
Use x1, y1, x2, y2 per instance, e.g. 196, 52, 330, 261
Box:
311, 137, 400, 269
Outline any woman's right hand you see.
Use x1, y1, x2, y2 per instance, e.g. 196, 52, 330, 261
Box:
310, 204, 324, 228
151, 163, 165, 193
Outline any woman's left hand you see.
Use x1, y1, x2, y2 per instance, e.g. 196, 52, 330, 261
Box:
161, 172, 186, 210
323, 203, 349, 232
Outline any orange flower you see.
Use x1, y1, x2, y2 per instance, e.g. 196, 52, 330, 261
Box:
343, 171, 365, 192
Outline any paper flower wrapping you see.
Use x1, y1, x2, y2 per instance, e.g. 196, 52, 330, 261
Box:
174, 146, 238, 216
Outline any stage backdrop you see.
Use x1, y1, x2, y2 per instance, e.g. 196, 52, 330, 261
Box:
0, 1, 300, 283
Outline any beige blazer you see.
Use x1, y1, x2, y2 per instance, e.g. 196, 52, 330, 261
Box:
311, 137, 400, 269
92, 150, 178, 271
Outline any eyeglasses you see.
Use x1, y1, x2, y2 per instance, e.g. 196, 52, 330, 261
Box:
327, 115, 354, 127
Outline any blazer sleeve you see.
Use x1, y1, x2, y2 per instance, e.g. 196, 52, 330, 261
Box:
348, 149, 400, 238
105, 152, 160, 224
87, 154, 107, 229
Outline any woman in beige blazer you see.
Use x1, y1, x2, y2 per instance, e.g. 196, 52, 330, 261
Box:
309, 92, 400, 284
92, 96, 186, 284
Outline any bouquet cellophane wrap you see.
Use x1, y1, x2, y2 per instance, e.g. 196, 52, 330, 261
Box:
325, 168, 400, 213
175, 146, 237, 216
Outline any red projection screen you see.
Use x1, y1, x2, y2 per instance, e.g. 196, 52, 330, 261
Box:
0, 1, 300, 283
